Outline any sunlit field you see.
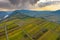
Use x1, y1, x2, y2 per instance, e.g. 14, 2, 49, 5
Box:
0, 15, 60, 40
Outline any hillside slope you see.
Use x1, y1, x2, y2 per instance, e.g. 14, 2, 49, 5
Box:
0, 11, 60, 40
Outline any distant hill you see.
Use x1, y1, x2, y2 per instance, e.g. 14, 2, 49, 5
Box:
0, 10, 60, 23
10, 10, 60, 23
44, 10, 60, 23
0, 11, 7, 20
0, 11, 12, 20
8, 10, 32, 19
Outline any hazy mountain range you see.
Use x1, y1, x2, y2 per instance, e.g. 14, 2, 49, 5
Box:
0, 10, 60, 23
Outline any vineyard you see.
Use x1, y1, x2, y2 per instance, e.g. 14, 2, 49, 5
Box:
0, 11, 60, 40
0, 17, 60, 40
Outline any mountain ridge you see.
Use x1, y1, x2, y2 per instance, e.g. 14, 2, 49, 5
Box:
0, 10, 60, 23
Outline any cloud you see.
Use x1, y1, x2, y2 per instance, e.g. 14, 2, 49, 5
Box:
0, 0, 39, 10
0, 0, 60, 11
8, 0, 39, 9
9, 0, 20, 5
0, 2, 9, 9
0, 1, 15, 10
9, 0, 39, 5
36, 1, 60, 7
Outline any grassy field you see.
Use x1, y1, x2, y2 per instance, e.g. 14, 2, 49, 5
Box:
0, 17, 60, 40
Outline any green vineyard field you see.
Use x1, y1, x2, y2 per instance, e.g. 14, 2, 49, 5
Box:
0, 17, 60, 40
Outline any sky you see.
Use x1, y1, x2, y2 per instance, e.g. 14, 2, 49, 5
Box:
0, 0, 60, 11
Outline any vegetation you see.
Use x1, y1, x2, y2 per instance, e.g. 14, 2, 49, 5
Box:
0, 12, 60, 40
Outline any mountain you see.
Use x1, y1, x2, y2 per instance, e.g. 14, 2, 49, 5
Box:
9, 10, 59, 23
0, 11, 7, 20
0, 10, 60, 23
15, 10, 60, 23
17, 10, 52, 17
8, 10, 31, 19
0, 11, 12, 20
0, 10, 60, 40
1, 10, 32, 22
44, 10, 60, 23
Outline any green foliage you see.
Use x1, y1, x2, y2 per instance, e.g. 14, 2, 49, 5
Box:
0, 17, 60, 40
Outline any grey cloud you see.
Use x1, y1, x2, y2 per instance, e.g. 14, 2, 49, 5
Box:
0, 2, 11, 8
9, 0, 39, 5
0, 0, 60, 10
0, 0, 39, 10
9, 0, 20, 5
37, 1, 60, 7
8, 0, 39, 9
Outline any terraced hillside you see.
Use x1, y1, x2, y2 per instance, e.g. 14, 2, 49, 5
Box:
0, 11, 60, 40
